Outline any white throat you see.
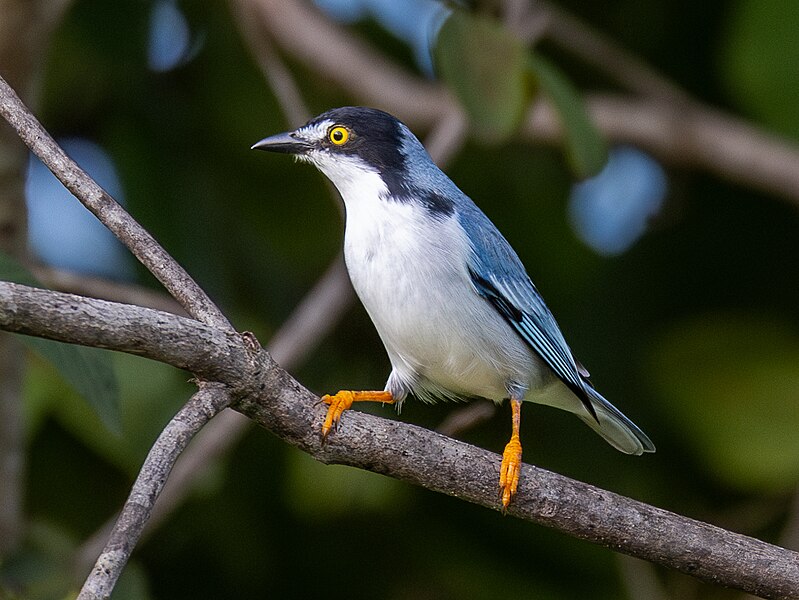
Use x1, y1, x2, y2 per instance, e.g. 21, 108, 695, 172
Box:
308, 152, 388, 206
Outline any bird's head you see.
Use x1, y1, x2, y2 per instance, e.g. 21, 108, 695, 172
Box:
253, 107, 461, 217
252, 106, 432, 193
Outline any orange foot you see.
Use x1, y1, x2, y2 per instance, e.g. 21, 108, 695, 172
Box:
499, 435, 523, 509
320, 390, 394, 439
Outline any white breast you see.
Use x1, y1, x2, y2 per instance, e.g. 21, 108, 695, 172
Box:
325, 161, 536, 402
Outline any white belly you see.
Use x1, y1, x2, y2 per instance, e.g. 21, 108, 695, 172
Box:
343, 197, 536, 402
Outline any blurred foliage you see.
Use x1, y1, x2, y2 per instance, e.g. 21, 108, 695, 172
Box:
525, 52, 608, 178
0, 254, 121, 432
650, 314, 799, 492
720, 0, 799, 140
1, 0, 798, 598
435, 10, 530, 141
435, 10, 607, 175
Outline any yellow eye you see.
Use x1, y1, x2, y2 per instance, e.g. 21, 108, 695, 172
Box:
328, 125, 350, 145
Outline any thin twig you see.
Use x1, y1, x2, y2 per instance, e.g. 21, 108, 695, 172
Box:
74, 254, 354, 577
435, 400, 496, 438
76, 384, 233, 600
0, 75, 233, 330
1, 281, 798, 600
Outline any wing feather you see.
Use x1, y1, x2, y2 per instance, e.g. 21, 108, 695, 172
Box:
456, 201, 597, 419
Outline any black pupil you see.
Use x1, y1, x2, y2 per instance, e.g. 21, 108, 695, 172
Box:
333, 129, 343, 141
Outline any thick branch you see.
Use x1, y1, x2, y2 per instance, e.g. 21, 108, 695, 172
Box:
0, 282, 251, 384
74, 254, 354, 577
0, 75, 232, 330
1, 281, 798, 600
77, 385, 233, 600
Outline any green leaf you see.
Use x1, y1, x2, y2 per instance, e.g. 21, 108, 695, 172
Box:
649, 314, 799, 492
25, 337, 121, 433
526, 52, 608, 178
435, 10, 530, 141
38, 353, 191, 474
0, 250, 40, 287
0, 251, 121, 432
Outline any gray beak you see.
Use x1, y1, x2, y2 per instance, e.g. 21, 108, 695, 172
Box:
251, 131, 311, 154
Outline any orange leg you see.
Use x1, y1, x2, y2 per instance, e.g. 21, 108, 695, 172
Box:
320, 390, 394, 439
499, 398, 523, 509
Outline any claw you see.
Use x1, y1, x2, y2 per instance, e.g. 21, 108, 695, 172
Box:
499, 435, 523, 509
319, 390, 393, 440
499, 398, 524, 510
321, 391, 354, 439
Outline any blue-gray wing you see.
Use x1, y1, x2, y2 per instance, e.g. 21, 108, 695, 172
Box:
458, 203, 597, 418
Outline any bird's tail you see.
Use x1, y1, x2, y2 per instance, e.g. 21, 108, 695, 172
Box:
577, 386, 655, 455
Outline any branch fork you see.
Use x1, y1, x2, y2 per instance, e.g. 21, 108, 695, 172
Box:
1, 38, 799, 600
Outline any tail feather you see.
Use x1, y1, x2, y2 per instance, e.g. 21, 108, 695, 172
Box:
530, 380, 655, 455
578, 387, 655, 455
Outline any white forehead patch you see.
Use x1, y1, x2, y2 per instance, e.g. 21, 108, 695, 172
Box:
296, 119, 335, 143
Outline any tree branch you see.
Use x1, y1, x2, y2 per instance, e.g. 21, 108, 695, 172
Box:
0, 282, 251, 382
73, 254, 353, 577
2, 31, 797, 597
530, 0, 692, 104
76, 384, 233, 600
0, 75, 233, 330
1, 280, 798, 599
243, 0, 799, 208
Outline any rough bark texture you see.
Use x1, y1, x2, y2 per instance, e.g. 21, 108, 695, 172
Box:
1, 281, 798, 600
3, 24, 799, 594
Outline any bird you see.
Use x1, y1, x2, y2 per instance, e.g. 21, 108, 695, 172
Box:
252, 106, 655, 508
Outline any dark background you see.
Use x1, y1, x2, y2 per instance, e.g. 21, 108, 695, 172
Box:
3, 0, 799, 598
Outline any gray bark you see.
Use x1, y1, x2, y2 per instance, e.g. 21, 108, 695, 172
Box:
1, 281, 797, 600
